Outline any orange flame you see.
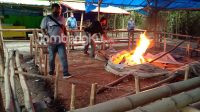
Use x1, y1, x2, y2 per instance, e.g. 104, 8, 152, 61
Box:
111, 33, 150, 65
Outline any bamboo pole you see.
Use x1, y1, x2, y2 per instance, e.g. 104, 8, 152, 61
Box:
54, 63, 59, 100
4, 51, 15, 112
15, 50, 35, 112
15, 71, 50, 79
149, 40, 185, 63
39, 49, 43, 73
127, 88, 200, 112
97, 0, 101, 21
79, 12, 84, 40
187, 42, 191, 56
184, 65, 190, 80
89, 83, 97, 106
164, 34, 166, 52
97, 74, 131, 94
70, 84, 76, 111
30, 35, 33, 56
0, 16, 4, 76
0, 87, 5, 112
181, 107, 200, 112
134, 76, 140, 94
44, 54, 48, 76
9, 51, 21, 112
122, 14, 125, 38
0, 29, 41, 32
33, 31, 38, 65
71, 77, 200, 112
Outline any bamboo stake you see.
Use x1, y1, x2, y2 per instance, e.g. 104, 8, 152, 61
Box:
181, 106, 200, 112
9, 51, 21, 112
187, 42, 191, 56
97, 0, 102, 21
184, 65, 190, 80
39, 49, 43, 73
164, 34, 166, 52
134, 76, 140, 94
54, 63, 59, 100
30, 34, 33, 56
70, 84, 76, 110
34, 31, 38, 65
89, 83, 97, 106
0, 17, 4, 76
4, 51, 15, 112
44, 54, 48, 76
79, 12, 84, 40
15, 50, 35, 112
0, 87, 5, 112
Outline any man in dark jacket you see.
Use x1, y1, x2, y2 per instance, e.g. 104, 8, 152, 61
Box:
84, 17, 108, 57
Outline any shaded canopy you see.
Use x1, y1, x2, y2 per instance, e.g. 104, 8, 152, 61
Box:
85, 0, 200, 10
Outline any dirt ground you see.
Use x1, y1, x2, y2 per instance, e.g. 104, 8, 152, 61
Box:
2, 40, 200, 112
52, 45, 197, 110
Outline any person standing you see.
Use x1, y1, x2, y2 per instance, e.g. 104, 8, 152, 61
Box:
127, 17, 135, 48
67, 12, 77, 49
40, 3, 71, 79
67, 12, 77, 30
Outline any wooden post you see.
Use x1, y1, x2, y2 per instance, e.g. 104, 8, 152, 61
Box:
186, 42, 190, 56
0, 87, 5, 112
0, 16, 4, 76
30, 34, 33, 56
44, 54, 48, 76
122, 14, 125, 38
89, 83, 97, 106
79, 12, 84, 40
39, 49, 43, 74
184, 65, 190, 80
54, 63, 59, 100
97, 0, 102, 21
15, 50, 35, 112
70, 84, 76, 110
164, 33, 167, 52
114, 14, 117, 30
134, 76, 140, 94
4, 51, 15, 112
33, 31, 39, 65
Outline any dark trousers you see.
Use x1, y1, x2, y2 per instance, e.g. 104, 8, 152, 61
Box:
84, 32, 96, 57
48, 43, 69, 76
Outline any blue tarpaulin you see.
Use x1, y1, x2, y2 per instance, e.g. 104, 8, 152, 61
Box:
85, 0, 200, 11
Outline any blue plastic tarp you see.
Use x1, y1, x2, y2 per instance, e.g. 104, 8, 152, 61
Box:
85, 0, 200, 10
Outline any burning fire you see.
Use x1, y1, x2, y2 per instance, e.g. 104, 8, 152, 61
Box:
111, 33, 151, 65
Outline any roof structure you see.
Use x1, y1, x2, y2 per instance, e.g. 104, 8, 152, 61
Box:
85, 0, 200, 11
62, 2, 130, 14
0, 0, 50, 6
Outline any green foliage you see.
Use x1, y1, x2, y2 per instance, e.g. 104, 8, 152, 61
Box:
106, 11, 144, 29
166, 11, 200, 36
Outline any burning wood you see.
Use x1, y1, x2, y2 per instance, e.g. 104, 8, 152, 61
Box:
111, 33, 151, 66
